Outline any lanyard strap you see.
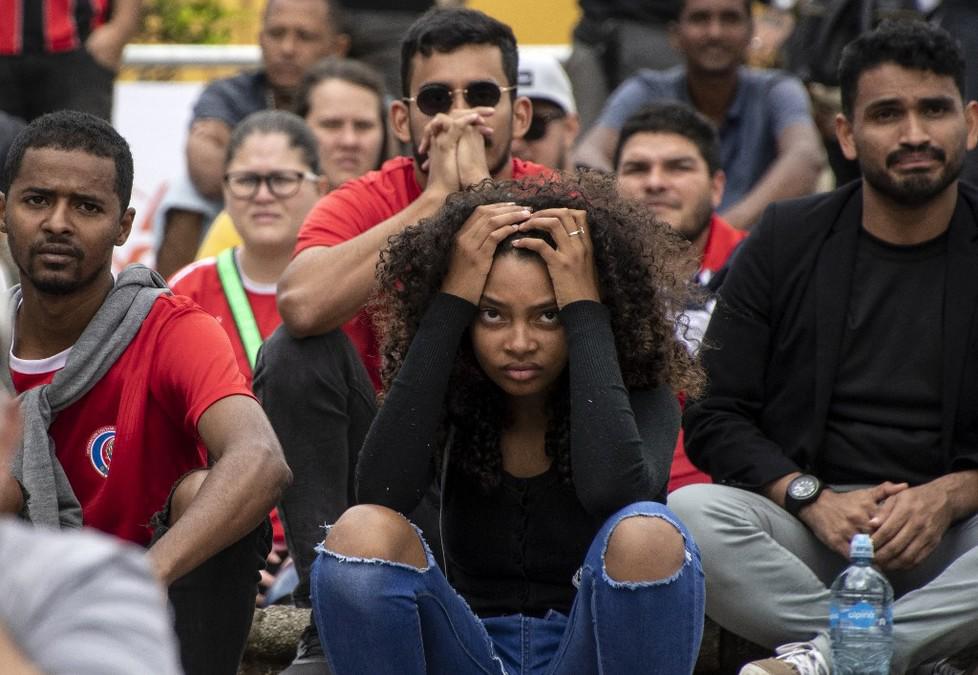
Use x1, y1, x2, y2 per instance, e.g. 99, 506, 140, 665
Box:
216, 248, 263, 370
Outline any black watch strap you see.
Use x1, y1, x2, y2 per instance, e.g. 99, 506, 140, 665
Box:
784, 474, 824, 517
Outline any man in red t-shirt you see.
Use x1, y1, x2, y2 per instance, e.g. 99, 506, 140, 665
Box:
615, 102, 747, 492
255, 8, 550, 672
0, 111, 291, 675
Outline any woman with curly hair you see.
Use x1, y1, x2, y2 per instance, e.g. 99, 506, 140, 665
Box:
310, 173, 706, 673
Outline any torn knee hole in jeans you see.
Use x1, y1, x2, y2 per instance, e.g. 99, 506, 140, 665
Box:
315, 521, 433, 573
600, 513, 697, 589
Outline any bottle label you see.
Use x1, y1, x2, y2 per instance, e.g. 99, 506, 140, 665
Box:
830, 602, 891, 630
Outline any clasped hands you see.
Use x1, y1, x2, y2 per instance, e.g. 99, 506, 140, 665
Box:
800, 480, 954, 572
418, 106, 497, 194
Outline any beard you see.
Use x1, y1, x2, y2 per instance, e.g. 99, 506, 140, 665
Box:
860, 142, 965, 207
14, 236, 103, 296
676, 195, 715, 245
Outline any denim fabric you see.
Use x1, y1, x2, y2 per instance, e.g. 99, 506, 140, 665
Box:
311, 501, 705, 674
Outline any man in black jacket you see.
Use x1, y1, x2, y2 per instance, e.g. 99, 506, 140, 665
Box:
669, 20, 978, 675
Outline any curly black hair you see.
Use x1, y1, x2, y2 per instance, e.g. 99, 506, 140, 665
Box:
372, 171, 703, 491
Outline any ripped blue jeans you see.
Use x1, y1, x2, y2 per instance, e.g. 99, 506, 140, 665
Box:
310, 501, 705, 674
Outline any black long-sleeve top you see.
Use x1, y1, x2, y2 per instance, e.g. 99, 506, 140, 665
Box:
356, 292, 679, 617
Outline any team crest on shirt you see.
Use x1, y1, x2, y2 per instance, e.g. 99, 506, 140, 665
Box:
87, 426, 115, 478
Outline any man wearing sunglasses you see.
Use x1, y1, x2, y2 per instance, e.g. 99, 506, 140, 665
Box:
276, 7, 546, 375
254, 9, 548, 673
511, 51, 581, 172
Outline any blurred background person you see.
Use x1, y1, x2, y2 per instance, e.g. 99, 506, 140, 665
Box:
0, 0, 141, 122
512, 50, 580, 172
169, 110, 326, 606
565, 0, 681, 132
614, 102, 746, 492
155, 0, 349, 278
336, 0, 434, 98
574, 0, 825, 231
196, 57, 388, 260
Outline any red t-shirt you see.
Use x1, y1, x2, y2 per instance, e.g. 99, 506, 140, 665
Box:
10, 295, 254, 546
294, 155, 551, 388
168, 252, 282, 386
168, 252, 287, 545
669, 214, 747, 492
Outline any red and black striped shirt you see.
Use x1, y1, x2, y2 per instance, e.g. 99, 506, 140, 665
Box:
0, 0, 111, 55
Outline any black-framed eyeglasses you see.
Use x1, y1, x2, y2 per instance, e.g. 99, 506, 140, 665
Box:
223, 170, 319, 200
524, 110, 567, 142
402, 81, 517, 116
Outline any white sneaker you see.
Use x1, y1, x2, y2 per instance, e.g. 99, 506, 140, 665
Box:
739, 642, 831, 675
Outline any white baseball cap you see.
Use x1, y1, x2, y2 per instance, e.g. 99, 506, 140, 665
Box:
517, 51, 577, 115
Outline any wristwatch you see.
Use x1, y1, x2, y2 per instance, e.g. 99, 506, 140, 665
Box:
784, 474, 824, 517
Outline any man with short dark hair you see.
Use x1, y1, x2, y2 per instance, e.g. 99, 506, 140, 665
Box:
615, 102, 745, 490
276, 6, 546, 375
155, 0, 350, 278
0, 110, 291, 675
574, 0, 825, 231
669, 20, 978, 675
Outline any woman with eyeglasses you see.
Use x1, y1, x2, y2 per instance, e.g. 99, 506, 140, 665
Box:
168, 110, 325, 600
170, 109, 325, 387
309, 173, 707, 673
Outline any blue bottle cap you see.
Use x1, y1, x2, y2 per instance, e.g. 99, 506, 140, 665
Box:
851, 533, 874, 559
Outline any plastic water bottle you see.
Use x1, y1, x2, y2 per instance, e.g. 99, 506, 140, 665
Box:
829, 534, 894, 674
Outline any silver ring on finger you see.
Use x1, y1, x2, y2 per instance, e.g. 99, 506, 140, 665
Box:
568, 228, 584, 237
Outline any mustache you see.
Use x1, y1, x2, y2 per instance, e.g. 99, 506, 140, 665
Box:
30, 237, 84, 260
886, 144, 945, 167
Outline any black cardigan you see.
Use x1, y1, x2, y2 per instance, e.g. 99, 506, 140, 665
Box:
684, 181, 978, 489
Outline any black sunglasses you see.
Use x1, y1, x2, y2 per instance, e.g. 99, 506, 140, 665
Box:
403, 81, 516, 116
524, 110, 567, 142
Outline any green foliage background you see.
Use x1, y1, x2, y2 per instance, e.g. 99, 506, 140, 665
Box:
138, 0, 236, 45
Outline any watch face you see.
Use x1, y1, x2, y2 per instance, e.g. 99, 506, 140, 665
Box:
790, 476, 819, 500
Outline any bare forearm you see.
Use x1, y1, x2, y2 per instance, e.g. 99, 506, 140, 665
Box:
0, 472, 24, 515
186, 122, 231, 200
0, 623, 41, 675
571, 126, 616, 172
723, 127, 826, 230
107, 0, 142, 38
279, 188, 448, 336
156, 209, 205, 279
147, 447, 289, 584
928, 470, 978, 522
186, 146, 225, 200
761, 472, 800, 508
722, 152, 824, 230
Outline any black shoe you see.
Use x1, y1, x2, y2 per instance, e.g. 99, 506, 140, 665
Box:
279, 622, 331, 675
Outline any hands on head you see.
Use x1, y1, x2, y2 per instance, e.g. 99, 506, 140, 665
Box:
440, 203, 601, 309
